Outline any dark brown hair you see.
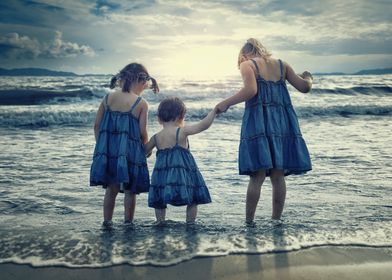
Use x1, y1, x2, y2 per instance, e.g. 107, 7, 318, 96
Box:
110, 63, 159, 93
157, 97, 186, 122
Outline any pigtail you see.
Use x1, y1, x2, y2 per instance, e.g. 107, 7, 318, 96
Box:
110, 75, 118, 89
150, 77, 159, 94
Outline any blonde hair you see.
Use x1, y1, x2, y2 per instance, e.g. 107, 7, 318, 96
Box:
238, 38, 272, 68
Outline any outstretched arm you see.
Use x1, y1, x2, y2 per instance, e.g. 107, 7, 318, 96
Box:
215, 61, 257, 113
285, 62, 313, 93
183, 109, 216, 136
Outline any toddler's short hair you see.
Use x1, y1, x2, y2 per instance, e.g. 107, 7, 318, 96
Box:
158, 97, 186, 122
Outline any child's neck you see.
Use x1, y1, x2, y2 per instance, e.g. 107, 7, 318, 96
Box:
129, 90, 142, 96
162, 120, 182, 129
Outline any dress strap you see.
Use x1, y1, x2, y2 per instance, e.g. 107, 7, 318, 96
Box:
129, 96, 142, 113
103, 94, 109, 110
175, 127, 190, 149
278, 59, 284, 80
175, 127, 181, 145
250, 59, 261, 78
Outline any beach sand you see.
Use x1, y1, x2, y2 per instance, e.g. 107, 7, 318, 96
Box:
1, 246, 391, 280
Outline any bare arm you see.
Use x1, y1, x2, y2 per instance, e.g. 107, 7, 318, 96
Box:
144, 136, 156, 156
285, 62, 313, 93
94, 101, 105, 141
138, 100, 149, 144
183, 110, 216, 136
215, 61, 257, 113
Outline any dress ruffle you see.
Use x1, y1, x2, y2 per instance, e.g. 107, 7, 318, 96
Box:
148, 146, 211, 208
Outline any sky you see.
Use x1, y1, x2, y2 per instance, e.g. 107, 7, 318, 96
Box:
0, 0, 391, 77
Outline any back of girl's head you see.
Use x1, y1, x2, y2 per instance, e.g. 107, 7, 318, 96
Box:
238, 38, 272, 67
158, 97, 186, 122
110, 62, 159, 93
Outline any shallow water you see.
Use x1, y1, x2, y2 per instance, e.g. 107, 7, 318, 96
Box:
0, 75, 391, 267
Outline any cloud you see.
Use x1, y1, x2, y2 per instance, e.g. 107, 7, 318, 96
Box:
266, 34, 392, 56
0, 33, 40, 59
42, 31, 95, 58
0, 31, 95, 59
91, 0, 121, 16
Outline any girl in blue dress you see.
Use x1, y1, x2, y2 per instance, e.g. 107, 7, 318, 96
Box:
90, 63, 159, 227
145, 97, 216, 224
215, 38, 313, 225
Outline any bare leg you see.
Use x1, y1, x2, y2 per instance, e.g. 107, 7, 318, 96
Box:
186, 204, 198, 223
124, 191, 136, 222
270, 169, 286, 220
246, 170, 266, 223
103, 184, 120, 222
155, 208, 166, 223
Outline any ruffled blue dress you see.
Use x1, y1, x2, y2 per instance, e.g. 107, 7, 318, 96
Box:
239, 59, 312, 176
148, 128, 212, 209
90, 95, 150, 193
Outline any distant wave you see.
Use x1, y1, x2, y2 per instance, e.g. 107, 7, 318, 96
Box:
219, 105, 392, 120
1, 105, 391, 128
0, 84, 390, 106
295, 105, 392, 118
0, 110, 96, 127
0, 82, 392, 105
0, 89, 103, 105
311, 86, 392, 95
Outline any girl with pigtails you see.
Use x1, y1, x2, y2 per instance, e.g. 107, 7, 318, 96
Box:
90, 63, 159, 228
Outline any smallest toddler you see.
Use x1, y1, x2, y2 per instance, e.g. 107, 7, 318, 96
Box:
145, 97, 216, 224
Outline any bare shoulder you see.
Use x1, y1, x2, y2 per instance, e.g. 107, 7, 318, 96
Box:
283, 60, 297, 71
240, 60, 254, 70
139, 98, 149, 110
106, 90, 121, 103
240, 60, 256, 75
182, 123, 195, 136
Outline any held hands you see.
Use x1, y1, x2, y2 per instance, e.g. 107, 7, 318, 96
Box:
214, 101, 230, 114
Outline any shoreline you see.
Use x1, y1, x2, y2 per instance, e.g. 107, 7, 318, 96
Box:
1, 246, 391, 280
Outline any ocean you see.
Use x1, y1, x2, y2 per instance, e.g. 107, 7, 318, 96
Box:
0, 74, 391, 267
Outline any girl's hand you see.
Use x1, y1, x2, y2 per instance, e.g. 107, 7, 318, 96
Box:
215, 102, 229, 114
300, 71, 313, 81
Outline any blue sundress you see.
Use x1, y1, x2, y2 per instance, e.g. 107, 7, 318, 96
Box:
90, 94, 150, 193
148, 128, 211, 209
239, 59, 312, 176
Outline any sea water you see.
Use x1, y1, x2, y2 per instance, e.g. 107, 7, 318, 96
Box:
0, 74, 391, 267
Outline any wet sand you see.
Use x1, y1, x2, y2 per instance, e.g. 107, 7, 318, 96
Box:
1, 246, 391, 280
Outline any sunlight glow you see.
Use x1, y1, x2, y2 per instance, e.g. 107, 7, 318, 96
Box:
155, 44, 240, 78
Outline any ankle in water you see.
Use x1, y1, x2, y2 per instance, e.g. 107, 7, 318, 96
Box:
124, 220, 134, 227
271, 219, 283, 226
102, 220, 113, 229
186, 220, 196, 226
153, 220, 166, 227
245, 220, 256, 227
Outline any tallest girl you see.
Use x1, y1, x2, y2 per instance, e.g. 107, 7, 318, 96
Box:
216, 38, 312, 225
